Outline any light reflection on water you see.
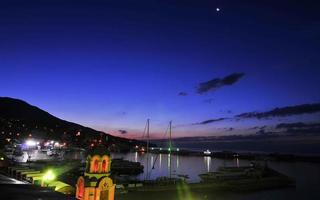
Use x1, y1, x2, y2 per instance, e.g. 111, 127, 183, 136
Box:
167, 153, 171, 168
111, 152, 247, 182
134, 152, 138, 163
159, 153, 162, 169
176, 155, 179, 169
29, 151, 320, 199
236, 157, 240, 167
204, 156, 211, 172
110, 152, 320, 199
150, 155, 154, 167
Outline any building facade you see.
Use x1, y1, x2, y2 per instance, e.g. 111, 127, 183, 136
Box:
76, 146, 115, 200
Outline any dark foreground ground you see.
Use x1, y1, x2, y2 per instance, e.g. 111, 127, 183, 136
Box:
0, 174, 74, 200
115, 187, 319, 200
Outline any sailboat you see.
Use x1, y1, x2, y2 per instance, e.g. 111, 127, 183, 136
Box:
141, 121, 187, 186
123, 120, 295, 193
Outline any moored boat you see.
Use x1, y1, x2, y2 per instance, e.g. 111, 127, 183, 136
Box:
126, 162, 295, 193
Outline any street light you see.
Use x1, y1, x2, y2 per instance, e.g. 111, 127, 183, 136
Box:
43, 170, 56, 183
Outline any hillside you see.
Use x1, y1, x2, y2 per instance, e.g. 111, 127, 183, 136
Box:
0, 97, 143, 151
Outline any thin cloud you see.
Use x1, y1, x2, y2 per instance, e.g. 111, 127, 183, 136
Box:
197, 73, 245, 94
236, 103, 320, 119
178, 92, 188, 96
276, 122, 320, 129
249, 125, 266, 130
118, 129, 128, 134
174, 117, 228, 128
203, 98, 214, 104
275, 122, 320, 135
192, 118, 227, 125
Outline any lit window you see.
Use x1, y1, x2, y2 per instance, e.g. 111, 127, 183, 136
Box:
102, 160, 108, 172
94, 160, 99, 172
77, 178, 84, 198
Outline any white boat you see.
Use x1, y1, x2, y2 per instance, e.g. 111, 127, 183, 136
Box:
204, 149, 211, 155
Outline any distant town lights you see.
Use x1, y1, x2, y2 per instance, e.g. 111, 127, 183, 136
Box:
25, 140, 37, 147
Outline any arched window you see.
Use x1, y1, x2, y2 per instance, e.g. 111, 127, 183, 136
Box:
102, 159, 107, 172
93, 159, 99, 173
77, 178, 84, 198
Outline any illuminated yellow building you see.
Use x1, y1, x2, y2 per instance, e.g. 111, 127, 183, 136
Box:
76, 146, 115, 200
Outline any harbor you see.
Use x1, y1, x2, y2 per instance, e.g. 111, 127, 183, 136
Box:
1, 119, 318, 199
3, 146, 320, 199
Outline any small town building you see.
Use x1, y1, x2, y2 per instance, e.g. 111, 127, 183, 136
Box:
76, 146, 115, 200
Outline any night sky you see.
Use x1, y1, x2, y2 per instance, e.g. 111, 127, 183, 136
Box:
1, 0, 319, 138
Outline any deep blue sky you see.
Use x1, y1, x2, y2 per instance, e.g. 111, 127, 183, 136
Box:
1, 0, 319, 138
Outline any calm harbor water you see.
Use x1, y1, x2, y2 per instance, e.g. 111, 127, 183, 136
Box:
112, 152, 245, 182
112, 152, 320, 200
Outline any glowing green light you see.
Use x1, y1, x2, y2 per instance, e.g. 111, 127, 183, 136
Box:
0, 157, 4, 161
43, 170, 56, 182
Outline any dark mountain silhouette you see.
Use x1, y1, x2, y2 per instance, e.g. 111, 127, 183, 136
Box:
0, 97, 143, 151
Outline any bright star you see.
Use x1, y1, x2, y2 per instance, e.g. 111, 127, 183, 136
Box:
216, 8, 220, 12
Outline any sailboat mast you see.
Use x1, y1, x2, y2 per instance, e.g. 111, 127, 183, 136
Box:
145, 119, 150, 180
169, 121, 172, 178
169, 121, 172, 152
